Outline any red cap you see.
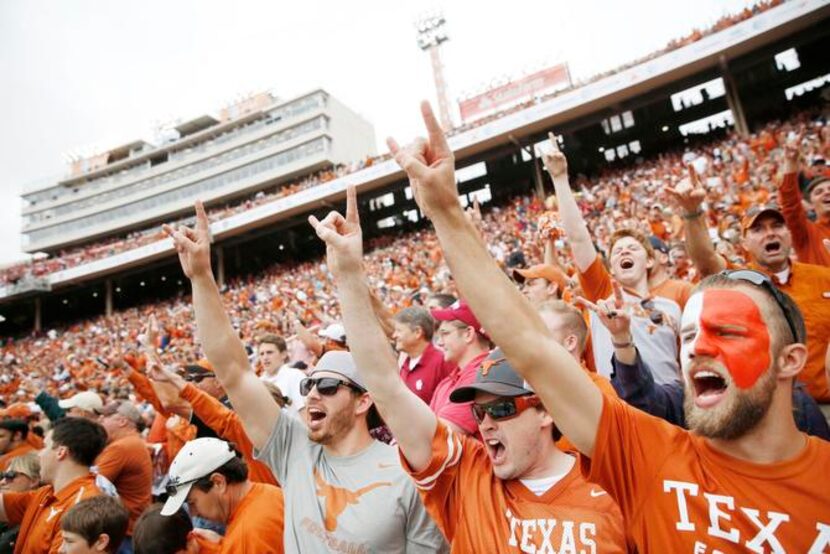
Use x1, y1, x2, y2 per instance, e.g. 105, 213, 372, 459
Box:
430, 300, 489, 341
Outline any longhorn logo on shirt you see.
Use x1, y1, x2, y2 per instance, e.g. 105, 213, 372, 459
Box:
313, 469, 392, 531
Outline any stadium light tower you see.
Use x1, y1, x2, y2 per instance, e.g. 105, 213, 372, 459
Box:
416, 12, 452, 131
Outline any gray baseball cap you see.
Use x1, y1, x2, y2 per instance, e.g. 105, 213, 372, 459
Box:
449, 348, 534, 403
308, 351, 366, 391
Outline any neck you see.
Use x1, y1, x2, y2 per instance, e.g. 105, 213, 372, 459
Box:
323, 423, 374, 458
457, 345, 487, 368
225, 481, 253, 522
519, 440, 575, 480
649, 268, 669, 288
406, 341, 429, 359
52, 463, 91, 493
619, 274, 650, 297
755, 258, 789, 274
109, 428, 136, 443
266, 365, 280, 376
708, 386, 806, 464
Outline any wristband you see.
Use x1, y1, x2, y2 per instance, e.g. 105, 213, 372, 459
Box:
612, 336, 634, 349
682, 209, 703, 220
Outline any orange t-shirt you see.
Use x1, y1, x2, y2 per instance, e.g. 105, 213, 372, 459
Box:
3, 474, 104, 554
219, 482, 284, 553
95, 434, 153, 535
581, 395, 830, 553
400, 423, 628, 553
179, 384, 278, 486
0, 442, 36, 471
778, 172, 830, 267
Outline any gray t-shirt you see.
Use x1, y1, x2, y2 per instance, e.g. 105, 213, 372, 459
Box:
255, 413, 448, 553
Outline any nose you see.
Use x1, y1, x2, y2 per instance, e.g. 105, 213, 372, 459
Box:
692, 332, 718, 359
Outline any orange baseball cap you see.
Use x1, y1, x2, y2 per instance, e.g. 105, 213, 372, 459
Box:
740, 205, 784, 235
512, 264, 569, 292
0, 403, 31, 419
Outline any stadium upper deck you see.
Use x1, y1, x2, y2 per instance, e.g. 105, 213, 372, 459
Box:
2, 0, 829, 331
20, 90, 376, 254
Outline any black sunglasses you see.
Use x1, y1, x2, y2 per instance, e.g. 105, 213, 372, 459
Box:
299, 377, 363, 397
0, 471, 23, 481
164, 476, 201, 498
718, 269, 802, 343
471, 396, 541, 424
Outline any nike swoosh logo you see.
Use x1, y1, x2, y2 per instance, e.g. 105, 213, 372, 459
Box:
589, 489, 607, 497
377, 462, 397, 469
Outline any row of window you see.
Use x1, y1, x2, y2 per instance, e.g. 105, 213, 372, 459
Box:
23, 92, 328, 209
23, 138, 329, 247
24, 116, 327, 227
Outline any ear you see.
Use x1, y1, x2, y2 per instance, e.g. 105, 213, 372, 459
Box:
536, 407, 554, 431
55, 445, 69, 463
547, 283, 560, 298
564, 334, 578, 355
93, 534, 111, 552
211, 472, 228, 493
775, 342, 807, 381
354, 393, 373, 418
645, 255, 655, 271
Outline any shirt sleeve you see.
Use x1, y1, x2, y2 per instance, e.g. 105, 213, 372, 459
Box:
94, 442, 126, 482
778, 172, 811, 251
398, 423, 468, 542
2, 489, 37, 525
578, 255, 613, 303
127, 370, 168, 416
180, 383, 255, 459
34, 391, 65, 422
579, 393, 686, 521
253, 411, 308, 486
610, 350, 685, 426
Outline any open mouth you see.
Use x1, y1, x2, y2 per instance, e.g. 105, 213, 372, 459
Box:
307, 407, 327, 429
620, 258, 635, 270
485, 438, 507, 465
764, 241, 781, 254
691, 369, 728, 408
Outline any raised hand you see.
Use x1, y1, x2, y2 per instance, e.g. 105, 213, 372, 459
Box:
308, 185, 364, 279
783, 132, 803, 174
162, 201, 212, 279
666, 165, 706, 214
387, 102, 458, 220
146, 360, 185, 391
576, 281, 632, 342
541, 132, 568, 179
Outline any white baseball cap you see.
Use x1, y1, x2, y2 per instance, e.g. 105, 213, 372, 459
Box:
318, 323, 347, 344
58, 391, 103, 413
161, 438, 237, 516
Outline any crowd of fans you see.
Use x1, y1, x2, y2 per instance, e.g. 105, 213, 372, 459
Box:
0, 0, 786, 287
0, 96, 827, 551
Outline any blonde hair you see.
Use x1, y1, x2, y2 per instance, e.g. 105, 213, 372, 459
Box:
7, 452, 40, 482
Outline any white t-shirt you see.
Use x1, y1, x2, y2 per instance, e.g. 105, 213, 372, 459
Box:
262, 365, 306, 416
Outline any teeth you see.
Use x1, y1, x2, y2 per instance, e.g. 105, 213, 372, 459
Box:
694, 371, 720, 379
487, 439, 500, 446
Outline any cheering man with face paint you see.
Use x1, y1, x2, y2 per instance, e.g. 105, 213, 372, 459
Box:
387, 100, 830, 553
670, 164, 830, 404
309, 186, 628, 553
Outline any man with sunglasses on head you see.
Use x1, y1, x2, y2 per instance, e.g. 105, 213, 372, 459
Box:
161, 438, 283, 553
671, 169, 830, 407
163, 204, 446, 553
309, 186, 627, 552
387, 100, 830, 552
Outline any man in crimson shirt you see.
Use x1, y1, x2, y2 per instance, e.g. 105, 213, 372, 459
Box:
428, 300, 491, 435
393, 307, 455, 404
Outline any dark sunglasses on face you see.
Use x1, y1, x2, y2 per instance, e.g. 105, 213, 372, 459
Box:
718, 269, 803, 343
1, 471, 24, 481
299, 377, 363, 397
165, 477, 201, 498
471, 395, 542, 424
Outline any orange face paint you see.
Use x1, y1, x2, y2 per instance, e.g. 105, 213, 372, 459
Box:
681, 289, 771, 389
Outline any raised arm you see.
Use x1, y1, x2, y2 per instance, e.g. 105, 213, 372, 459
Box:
666, 165, 726, 277
541, 133, 597, 272
309, 186, 438, 471
164, 202, 279, 450
388, 103, 602, 456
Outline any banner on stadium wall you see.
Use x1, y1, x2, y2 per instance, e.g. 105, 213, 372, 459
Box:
459, 63, 572, 123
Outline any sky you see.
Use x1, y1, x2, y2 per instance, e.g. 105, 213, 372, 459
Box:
0, 0, 757, 265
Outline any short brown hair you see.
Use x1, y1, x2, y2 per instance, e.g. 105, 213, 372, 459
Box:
60, 496, 129, 553
608, 228, 654, 260
538, 300, 588, 354
258, 334, 287, 353
393, 307, 435, 341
